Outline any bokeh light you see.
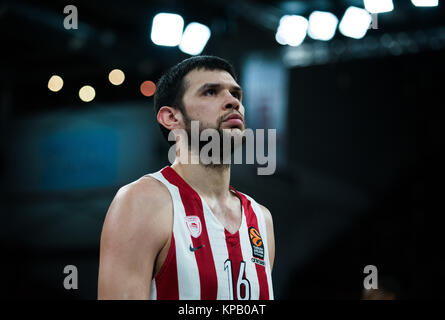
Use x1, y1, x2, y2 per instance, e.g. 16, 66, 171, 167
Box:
79, 85, 96, 102
48, 75, 64, 92
108, 69, 125, 85
140, 80, 156, 97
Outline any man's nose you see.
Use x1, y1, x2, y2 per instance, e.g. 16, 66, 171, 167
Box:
223, 91, 240, 111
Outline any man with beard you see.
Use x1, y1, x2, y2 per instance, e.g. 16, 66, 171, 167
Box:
98, 56, 275, 300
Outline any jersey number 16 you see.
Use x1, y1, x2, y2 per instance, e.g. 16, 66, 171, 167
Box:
224, 259, 251, 300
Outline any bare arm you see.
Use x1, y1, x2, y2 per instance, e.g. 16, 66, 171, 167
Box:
259, 204, 275, 272
97, 177, 172, 299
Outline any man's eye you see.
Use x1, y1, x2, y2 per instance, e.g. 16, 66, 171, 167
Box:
204, 89, 216, 96
231, 92, 241, 99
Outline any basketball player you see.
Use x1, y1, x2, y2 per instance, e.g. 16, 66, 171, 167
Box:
98, 56, 275, 300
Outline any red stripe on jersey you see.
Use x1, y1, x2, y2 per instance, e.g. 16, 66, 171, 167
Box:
224, 230, 246, 300
154, 234, 179, 299
161, 166, 218, 300
230, 187, 270, 300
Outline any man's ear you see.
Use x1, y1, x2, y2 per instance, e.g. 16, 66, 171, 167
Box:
157, 106, 184, 130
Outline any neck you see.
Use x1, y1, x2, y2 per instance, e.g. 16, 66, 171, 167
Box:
171, 160, 231, 201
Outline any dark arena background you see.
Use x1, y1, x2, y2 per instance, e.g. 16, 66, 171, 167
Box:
1, 0, 443, 300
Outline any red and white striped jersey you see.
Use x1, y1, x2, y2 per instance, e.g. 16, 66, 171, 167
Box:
147, 166, 274, 300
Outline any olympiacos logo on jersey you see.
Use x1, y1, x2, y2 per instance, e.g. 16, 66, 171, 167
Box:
185, 216, 202, 238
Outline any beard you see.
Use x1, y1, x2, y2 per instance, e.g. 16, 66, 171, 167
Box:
182, 110, 246, 167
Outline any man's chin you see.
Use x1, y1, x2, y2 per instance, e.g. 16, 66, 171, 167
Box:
231, 126, 244, 132
221, 126, 245, 134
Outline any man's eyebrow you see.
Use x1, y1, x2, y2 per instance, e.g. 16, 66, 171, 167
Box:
197, 83, 243, 94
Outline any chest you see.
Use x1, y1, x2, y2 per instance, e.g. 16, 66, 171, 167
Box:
173, 205, 269, 300
204, 198, 242, 235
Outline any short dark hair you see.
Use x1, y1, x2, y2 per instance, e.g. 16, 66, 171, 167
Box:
153, 55, 238, 144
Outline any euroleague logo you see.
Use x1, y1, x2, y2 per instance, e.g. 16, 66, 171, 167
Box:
249, 227, 263, 247
248, 226, 265, 266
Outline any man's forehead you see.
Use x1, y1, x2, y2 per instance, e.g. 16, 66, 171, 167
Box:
184, 69, 238, 88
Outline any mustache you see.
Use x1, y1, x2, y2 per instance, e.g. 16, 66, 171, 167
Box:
183, 110, 246, 130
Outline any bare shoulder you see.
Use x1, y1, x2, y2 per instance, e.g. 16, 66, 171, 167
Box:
257, 203, 273, 225
106, 175, 171, 223
100, 175, 173, 257
111, 175, 171, 216
98, 175, 172, 299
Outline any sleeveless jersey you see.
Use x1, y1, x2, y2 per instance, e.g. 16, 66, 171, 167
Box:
147, 166, 274, 300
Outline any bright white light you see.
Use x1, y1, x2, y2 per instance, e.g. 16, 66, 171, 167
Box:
308, 11, 338, 41
411, 0, 438, 7
364, 0, 394, 13
48, 75, 63, 92
275, 15, 308, 47
339, 6, 372, 39
179, 22, 211, 55
108, 69, 125, 85
275, 32, 287, 45
150, 13, 184, 46
79, 85, 96, 102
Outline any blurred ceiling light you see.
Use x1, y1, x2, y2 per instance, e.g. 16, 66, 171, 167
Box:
48, 75, 64, 92
339, 6, 372, 39
140, 80, 156, 97
108, 69, 125, 85
179, 22, 211, 55
411, 0, 438, 6
308, 11, 338, 41
79, 85, 96, 102
275, 31, 288, 45
364, 0, 394, 13
275, 15, 308, 47
150, 13, 184, 46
